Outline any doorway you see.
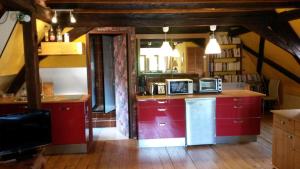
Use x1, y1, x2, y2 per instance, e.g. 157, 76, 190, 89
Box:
87, 27, 137, 140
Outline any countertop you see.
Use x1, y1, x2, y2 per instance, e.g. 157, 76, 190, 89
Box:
136, 90, 265, 101
271, 109, 300, 121
0, 95, 89, 104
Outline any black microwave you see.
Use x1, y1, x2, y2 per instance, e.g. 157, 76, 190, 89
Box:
199, 78, 222, 93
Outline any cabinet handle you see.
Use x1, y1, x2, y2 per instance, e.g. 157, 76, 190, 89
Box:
233, 98, 240, 101
233, 120, 244, 124
280, 120, 285, 125
23, 105, 28, 109
157, 108, 167, 112
63, 107, 71, 111
288, 135, 293, 139
157, 101, 167, 104
159, 123, 166, 126
233, 106, 242, 109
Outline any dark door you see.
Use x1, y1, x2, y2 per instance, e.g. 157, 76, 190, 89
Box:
102, 35, 116, 113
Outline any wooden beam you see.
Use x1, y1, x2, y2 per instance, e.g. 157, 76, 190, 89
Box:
68, 27, 94, 42
257, 37, 265, 75
0, 0, 53, 23
136, 26, 236, 34
243, 45, 300, 84
228, 27, 249, 36
244, 23, 300, 65
59, 12, 276, 27
279, 9, 300, 21
22, 14, 41, 109
47, 0, 300, 10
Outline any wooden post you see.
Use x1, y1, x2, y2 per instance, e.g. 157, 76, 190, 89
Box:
21, 14, 41, 109
257, 37, 265, 75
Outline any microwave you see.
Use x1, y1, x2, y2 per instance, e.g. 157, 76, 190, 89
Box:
165, 79, 193, 95
199, 78, 222, 93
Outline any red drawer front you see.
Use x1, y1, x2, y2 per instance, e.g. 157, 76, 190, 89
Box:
216, 118, 261, 136
168, 99, 185, 106
138, 99, 169, 107
217, 97, 261, 105
216, 103, 261, 118
0, 104, 29, 115
138, 106, 168, 122
166, 106, 185, 121
138, 120, 186, 139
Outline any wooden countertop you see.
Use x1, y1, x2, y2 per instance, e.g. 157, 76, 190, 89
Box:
136, 90, 265, 101
0, 95, 89, 104
271, 109, 300, 121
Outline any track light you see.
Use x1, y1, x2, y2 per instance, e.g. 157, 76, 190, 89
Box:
70, 11, 76, 23
51, 10, 57, 24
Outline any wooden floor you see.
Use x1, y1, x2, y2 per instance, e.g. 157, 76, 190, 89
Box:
0, 114, 274, 169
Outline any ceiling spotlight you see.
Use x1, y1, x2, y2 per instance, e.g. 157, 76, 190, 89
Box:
70, 11, 76, 23
51, 10, 57, 24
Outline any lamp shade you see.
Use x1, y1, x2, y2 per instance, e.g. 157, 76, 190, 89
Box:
172, 48, 180, 58
205, 38, 221, 54
160, 41, 173, 57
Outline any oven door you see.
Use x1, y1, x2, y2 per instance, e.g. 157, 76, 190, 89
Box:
199, 79, 218, 93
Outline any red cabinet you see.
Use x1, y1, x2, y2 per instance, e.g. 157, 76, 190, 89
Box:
137, 99, 185, 139
216, 96, 262, 136
42, 102, 87, 145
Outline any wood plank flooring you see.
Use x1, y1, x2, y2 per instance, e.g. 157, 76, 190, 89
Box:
0, 115, 274, 169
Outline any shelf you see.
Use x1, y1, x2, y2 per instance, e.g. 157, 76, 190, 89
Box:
39, 42, 84, 55
213, 57, 240, 63
212, 71, 240, 75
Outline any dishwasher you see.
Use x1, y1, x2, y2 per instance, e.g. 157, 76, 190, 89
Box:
185, 98, 216, 146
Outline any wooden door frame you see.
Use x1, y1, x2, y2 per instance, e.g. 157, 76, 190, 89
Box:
86, 27, 137, 138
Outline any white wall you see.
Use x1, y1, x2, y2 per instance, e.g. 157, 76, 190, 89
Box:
39, 68, 88, 95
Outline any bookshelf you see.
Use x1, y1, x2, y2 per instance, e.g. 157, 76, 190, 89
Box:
208, 34, 242, 79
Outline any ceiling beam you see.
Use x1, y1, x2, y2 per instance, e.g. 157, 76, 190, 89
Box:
58, 11, 276, 27
228, 27, 250, 36
243, 44, 300, 84
278, 9, 300, 21
136, 26, 239, 34
47, 0, 300, 10
68, 27, 94, 42
0, 0, 53, 23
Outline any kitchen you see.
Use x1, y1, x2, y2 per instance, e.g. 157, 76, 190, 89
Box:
0, 0, 300, 169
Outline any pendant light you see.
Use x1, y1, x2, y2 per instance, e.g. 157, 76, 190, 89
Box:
205, 25, 221, 54
51, 10, 58, 24
70, 11, 76, 23
160, 26, 173, 57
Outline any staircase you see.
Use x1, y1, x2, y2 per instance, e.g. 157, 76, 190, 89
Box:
92, 111, 116, 128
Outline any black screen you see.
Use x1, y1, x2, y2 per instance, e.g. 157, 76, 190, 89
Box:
0, 110, 51, 159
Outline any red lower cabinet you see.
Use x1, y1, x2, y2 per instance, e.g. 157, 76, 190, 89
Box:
43, 102, 87, 145
216, 96, 262, 137
137, 99, 185, 139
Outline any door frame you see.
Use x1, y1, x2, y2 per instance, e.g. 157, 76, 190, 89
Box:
86, 27, 137, 138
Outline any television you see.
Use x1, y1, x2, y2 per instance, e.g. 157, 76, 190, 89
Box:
0, 110, 51, 161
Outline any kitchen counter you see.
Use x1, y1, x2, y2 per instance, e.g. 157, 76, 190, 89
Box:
271, 109, 300, 121
0, 95, 89, 104
136, 90, 265, 101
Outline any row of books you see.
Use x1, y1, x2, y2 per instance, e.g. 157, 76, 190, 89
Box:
209, 48, 241, 58
222, 74, 261, 83
215, 34, 241, 45
211, 62, 241, 72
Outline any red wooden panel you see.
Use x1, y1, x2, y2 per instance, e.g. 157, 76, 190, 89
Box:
168, 99, 185, 106
138, 106, 168, 122
216, 104, 236, 118
137, 99, 169, 108
138, 121, 159, 139
216, 97, 236, 105
167, 106, 185, 121
216, 118, 261, 136
217, 97, 261, 105
170, 120, 186, 138
50, 102, 86, 144
237, 103, 261, 118
0, 104, 28, 115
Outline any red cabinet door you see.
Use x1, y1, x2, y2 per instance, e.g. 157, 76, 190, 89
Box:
43, 102, 86, 145
0, 103, 29, 115
138, 121, 159, 139
216, 118, 261, 136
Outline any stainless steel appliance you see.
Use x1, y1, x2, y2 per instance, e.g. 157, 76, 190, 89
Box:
147, 82, 166, 95
185, 98, 216, 146
199, 77, 222, 93
165, 79, 193, 95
